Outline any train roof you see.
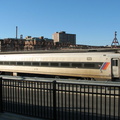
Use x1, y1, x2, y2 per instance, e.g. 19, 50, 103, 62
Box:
0, 52, 120, 62
1, 52, 120, 58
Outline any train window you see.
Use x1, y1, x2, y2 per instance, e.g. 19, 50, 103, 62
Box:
60, 63, 70, 67
4, 62, 9, 65
17, 62, 23, 65
41, 62, 49, 67
96, 63, 103, 69
72, 63, 82, 68
112, 60, 118, 66
84, 63, 95, 68
0, 62, 3, 65
32, 62, 39, 66
10, 62, 16, 65
50, 62, 59, 67
24, 62, 31, 66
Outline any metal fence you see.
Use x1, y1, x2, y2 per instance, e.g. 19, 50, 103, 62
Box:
0, 77, 120, 120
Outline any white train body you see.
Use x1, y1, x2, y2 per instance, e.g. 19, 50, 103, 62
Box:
0, 52, 120, 81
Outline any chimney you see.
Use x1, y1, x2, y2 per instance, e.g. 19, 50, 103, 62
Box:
16, 26, 18, 39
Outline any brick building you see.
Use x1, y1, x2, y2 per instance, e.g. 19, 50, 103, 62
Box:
24, 36, 54, 50
52, 31, 76, 45
1, 38, 25, 51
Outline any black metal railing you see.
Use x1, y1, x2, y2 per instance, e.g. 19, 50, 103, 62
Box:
55, 82, 120, 120
0, 77, 120, 120
2, 78, 54, 119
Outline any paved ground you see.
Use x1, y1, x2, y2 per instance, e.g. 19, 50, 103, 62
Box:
0, 112, 48, 120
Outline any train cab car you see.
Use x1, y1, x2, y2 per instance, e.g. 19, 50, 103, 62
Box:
0, 52, 120, 81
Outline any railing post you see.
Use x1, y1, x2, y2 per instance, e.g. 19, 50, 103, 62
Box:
53, 80, 56, 120
0, 77, 3, 113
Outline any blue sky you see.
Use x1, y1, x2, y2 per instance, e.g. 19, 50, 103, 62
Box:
0, 0, 120, 46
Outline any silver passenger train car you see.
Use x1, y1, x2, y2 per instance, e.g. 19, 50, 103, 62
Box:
0, 52, 119, 81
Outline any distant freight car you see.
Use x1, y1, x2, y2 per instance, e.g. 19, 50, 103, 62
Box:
0, 52, 119, 81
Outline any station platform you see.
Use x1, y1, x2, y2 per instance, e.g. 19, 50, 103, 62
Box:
0, 112, 48, 120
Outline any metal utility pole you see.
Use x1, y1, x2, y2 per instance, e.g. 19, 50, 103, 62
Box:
111, 31, 119, 47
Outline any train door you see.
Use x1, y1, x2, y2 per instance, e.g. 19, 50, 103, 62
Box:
111, 58, 120, 79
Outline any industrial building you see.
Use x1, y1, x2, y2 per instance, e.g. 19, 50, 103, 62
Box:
0, 31, 104, 52
52, 31, 76, 45
0, 31, 77, 52
0, 38, 25, 52
24, 36, 54, 50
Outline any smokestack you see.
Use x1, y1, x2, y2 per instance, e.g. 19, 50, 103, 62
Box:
16, 26, 18, 39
